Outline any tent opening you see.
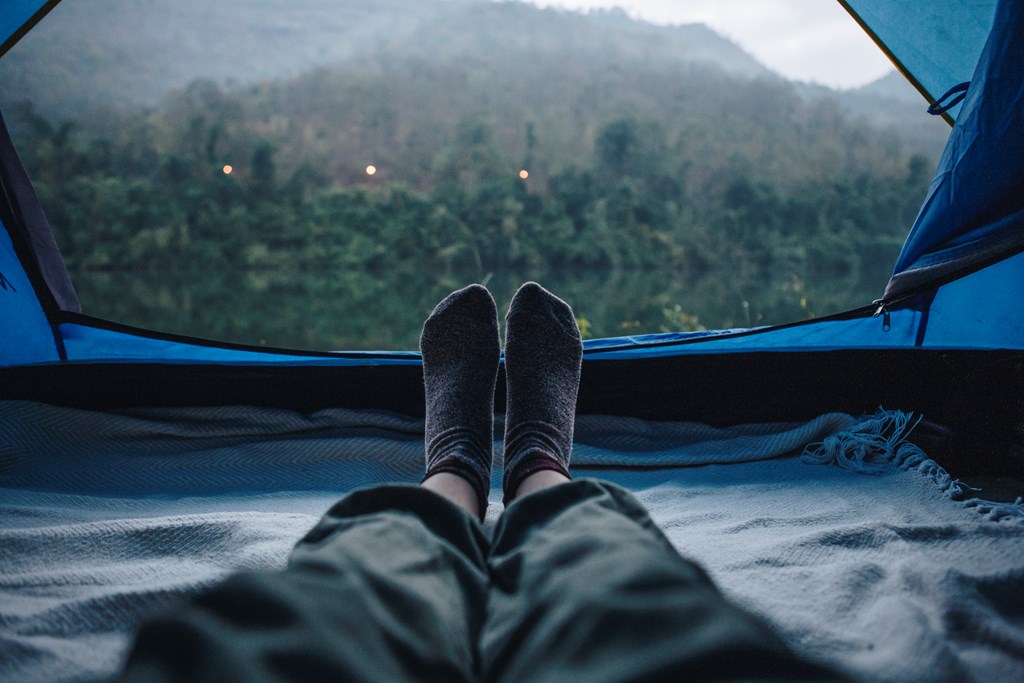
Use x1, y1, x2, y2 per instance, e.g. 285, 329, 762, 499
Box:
0, 0, 952, 351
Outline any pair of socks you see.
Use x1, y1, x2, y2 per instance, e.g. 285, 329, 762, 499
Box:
420, 282, 583, 519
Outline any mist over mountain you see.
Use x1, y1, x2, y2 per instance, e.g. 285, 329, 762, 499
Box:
3, 0, 946, 156
4, 0, 953, 201
2, 0, 771, 116
4, 0, 951, 190
2, 0, 445, 115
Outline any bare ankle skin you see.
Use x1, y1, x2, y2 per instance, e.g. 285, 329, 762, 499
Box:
421, 471, 481, 517
511, 469, 571, 502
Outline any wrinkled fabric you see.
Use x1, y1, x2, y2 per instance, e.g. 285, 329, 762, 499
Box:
116, 481, 845, 683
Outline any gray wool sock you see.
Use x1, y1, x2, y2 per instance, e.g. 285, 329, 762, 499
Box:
502, 282, 583, 504
420, 284, 500, 519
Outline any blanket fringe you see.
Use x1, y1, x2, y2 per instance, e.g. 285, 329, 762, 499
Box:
802, 409, 1024, 522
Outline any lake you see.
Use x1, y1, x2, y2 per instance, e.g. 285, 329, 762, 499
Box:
70, 260, 895, 352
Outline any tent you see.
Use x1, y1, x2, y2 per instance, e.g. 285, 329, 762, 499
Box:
1, 1, 1023, 681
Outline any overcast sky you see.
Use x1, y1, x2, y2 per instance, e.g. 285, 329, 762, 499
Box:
524, 0, 895, 89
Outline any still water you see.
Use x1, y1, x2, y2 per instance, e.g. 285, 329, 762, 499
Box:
72, 262, 893, 351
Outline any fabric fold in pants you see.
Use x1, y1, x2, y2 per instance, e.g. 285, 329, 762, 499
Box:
118, 486, 490, 683
117, 480, 846, 683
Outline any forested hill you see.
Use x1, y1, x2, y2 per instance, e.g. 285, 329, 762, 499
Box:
6, 0, 949, 294
5, 0, 949, 184
4, 0, 945, 149
1, 0, 768, 118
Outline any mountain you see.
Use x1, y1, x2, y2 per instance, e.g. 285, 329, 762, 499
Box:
3, 0, 951, 224
853, 71, 928, 104
833, 72, 950, 158
0, 0, 771, 118
2, 1, 950, 160
1, 0, 443, 116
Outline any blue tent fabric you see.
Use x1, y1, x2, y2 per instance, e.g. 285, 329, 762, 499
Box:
0, 0, 56, 56
0, 106, 79, 312
585, 310, 919, 358
0, 222, 60, 365
916, 250, 1024, 348
0, 107, 72, 365
882, 0, 1024, 304
840, 0, 998, 122
57, 320, 420, 366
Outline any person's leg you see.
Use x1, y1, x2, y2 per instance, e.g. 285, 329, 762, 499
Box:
421, 284, 502, 520
501, 282, 582, 504
422, 470, 481, 517
117, 485, 490, 683
118, 285, 502, 682
484, 480, 848, 683
510, 468, 570, 499
485, 284, 846, 682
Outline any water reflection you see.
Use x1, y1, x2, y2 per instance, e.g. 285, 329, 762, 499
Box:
74, 263, 892, 351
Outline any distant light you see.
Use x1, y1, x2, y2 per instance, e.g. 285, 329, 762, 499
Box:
222, 165, 233, 175
518, 169, 529, 179
366, 165, 377, 176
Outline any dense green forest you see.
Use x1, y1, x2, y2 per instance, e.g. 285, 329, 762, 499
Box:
4, 1, 947, 347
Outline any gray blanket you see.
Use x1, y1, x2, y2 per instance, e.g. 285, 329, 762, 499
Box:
1, 401, 1022, 682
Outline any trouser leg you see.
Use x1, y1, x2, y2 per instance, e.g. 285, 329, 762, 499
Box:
117, 485, 489, 683
482, 479, 847, 683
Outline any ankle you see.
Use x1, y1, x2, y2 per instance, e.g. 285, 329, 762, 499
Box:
422, 471, 482, 518
503, 450, 572, 505
511, 469, 571, 501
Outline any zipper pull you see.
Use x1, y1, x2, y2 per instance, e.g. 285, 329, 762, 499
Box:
872, 300, 890, 332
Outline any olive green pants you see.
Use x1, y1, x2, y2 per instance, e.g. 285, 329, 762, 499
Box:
118, 480, 846, 682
